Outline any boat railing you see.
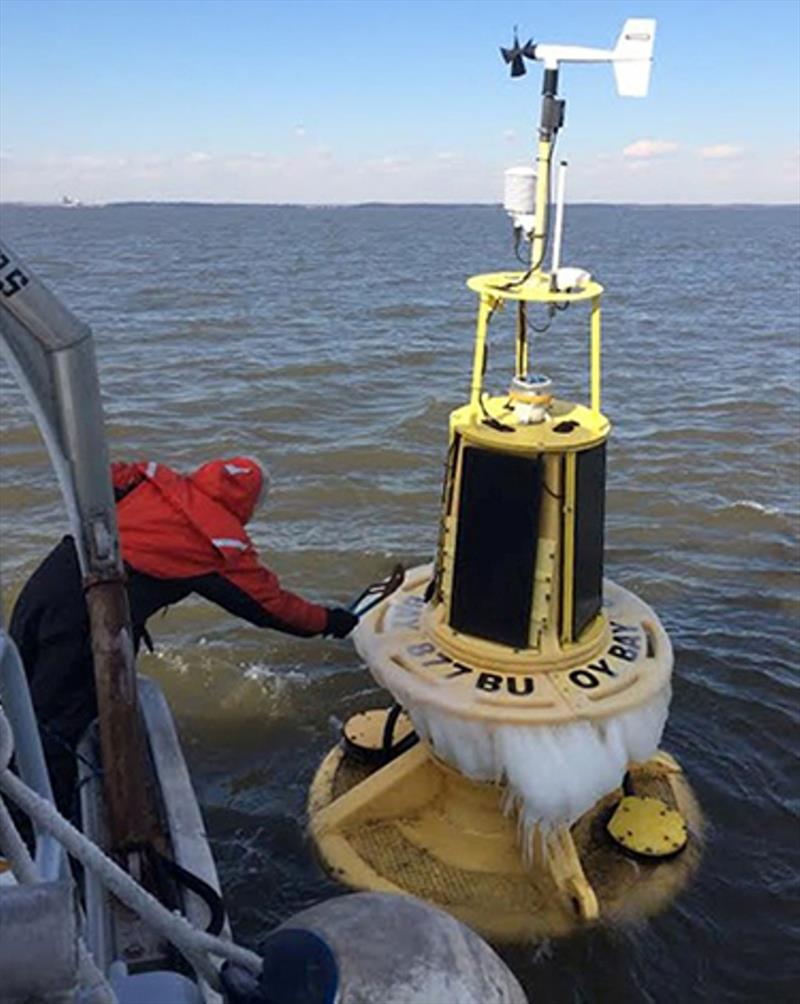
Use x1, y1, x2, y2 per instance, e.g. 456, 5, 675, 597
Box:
0, 685, 263, 1000
0, 627, 66, 882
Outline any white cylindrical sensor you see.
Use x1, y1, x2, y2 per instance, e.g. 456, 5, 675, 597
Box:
508, 373, 553, 425
503, 166, 537, 216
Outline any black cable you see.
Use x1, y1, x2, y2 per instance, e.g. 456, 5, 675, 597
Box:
146, 844, 226, 937
381, 704, 418, 760
40, 723, 103, 777
513, 228, 528, 265
529, 307, 555, 334
479, 392, 516, 433
542, 482, 563, 501
349, 564, 405, 615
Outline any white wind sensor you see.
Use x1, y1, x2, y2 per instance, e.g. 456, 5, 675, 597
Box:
532, 18, 657, 97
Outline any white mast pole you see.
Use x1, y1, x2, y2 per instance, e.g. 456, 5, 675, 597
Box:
550, 160, 568, 280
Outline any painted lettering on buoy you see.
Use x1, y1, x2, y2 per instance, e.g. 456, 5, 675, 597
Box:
445, 662, 473, 679
569, 657, 617, 690
507, 675, 535, 696
609, 644, 636, 662
476, 672, 535, 696
570, 669, 601, 689
422, 652, 453, 668
393, 595, 425, 629
402, 641, 536, 696
609, 621, 641, 662
477, 672, 503, 692
566, 623, 644, 690
403, 642, 472, 679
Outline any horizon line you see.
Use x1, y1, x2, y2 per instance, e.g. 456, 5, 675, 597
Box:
2, 199, 799, 209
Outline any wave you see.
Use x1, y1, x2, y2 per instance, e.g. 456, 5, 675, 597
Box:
728, 499, 786, 516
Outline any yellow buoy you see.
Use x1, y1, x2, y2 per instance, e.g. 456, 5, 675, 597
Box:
309, 18, 702, 940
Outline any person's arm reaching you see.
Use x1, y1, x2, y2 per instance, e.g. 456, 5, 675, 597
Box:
189, 558, 357, 638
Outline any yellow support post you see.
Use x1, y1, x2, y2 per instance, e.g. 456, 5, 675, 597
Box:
590, 295, 602, 413
530, 136, 553, 275
560, 452, 577, 645
469, 294, 493, 418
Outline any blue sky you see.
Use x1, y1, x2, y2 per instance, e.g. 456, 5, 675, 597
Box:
1, 0, 798, 203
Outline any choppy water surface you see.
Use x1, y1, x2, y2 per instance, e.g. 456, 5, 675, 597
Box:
1, 203, 798, 1002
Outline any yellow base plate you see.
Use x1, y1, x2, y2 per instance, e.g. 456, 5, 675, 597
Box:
343, 708, 415, 753
309, 726, 703, 943
607, 796, 688, 857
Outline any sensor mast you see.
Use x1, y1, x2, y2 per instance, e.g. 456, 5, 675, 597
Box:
502, 18, 656, 276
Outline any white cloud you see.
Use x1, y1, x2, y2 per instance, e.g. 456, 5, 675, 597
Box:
294, 126, 307, 139
1, 145, 797, 204
699, 144, 744, 160
623, 138, 679, 159
63, 154, 127, 170
362, 155, 412, 174
503, 129, 517, 143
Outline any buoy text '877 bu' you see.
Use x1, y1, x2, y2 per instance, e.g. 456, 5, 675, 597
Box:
309, 18, 703, 941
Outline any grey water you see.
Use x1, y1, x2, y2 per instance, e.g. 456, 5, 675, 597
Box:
1, 202, 798, 1003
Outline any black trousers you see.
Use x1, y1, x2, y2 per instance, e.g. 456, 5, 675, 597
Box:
8, 532, 292, 823
8, 538, 96, 822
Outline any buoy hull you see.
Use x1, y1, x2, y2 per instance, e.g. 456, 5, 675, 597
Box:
308, 736, 702, 942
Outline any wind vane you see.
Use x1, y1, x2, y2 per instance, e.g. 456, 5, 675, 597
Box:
500, 27, 537, 78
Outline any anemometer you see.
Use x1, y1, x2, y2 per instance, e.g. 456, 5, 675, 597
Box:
500, 19, 656, 284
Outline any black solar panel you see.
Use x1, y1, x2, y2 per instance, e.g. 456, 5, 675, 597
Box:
450, 446, 542, 648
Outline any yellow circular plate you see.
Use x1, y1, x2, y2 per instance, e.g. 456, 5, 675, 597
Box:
343, 709, 414, 752
607, 795, 688, 857
466, 271, 604, 303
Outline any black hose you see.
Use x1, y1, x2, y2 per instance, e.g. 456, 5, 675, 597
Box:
146, 844, 226, 937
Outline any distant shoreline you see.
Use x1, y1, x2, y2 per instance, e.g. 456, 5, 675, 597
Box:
1, 200, 798, 209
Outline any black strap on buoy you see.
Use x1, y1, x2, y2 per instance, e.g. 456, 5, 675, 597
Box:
342, 706, 419, 767
349, 563, 406, 616
381, 703, 419, 760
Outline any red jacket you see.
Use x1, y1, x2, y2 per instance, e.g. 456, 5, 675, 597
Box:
111, 457, 327, 636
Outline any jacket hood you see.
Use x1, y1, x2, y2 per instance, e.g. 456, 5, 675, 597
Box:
189, 457, 264, 524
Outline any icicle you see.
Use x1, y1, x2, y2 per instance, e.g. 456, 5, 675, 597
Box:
401, 687, 671, 833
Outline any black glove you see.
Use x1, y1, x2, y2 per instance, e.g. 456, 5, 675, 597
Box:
324, 607, 359, 639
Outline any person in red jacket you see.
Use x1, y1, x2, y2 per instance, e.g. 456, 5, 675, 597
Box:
9, 456, 358, 819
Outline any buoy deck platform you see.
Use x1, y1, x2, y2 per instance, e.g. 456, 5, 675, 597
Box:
309, 729, 702, 942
